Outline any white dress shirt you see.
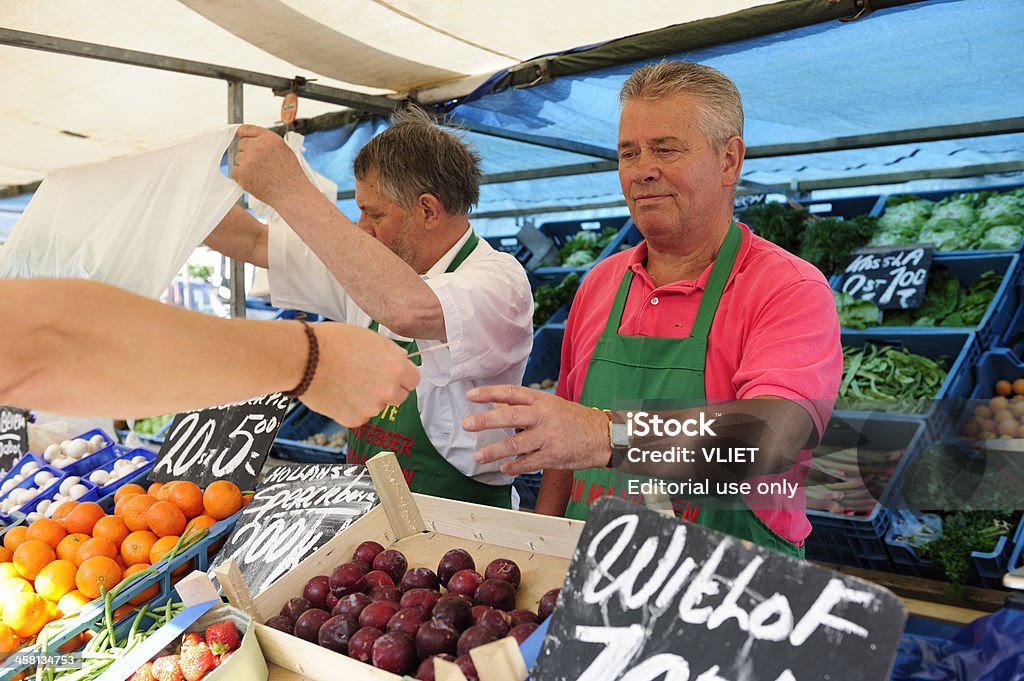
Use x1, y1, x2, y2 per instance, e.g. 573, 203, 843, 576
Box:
267, 223, 533, 487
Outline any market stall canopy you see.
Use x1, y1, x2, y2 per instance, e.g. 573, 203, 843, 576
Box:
0, 0, 778, 193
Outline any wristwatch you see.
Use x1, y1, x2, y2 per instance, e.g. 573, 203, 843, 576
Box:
604, 409, 629, 466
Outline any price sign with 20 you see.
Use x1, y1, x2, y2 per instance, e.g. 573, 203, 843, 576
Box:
150, 393, 290, 490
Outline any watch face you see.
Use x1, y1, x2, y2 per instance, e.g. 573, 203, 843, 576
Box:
611, 422, 630, 448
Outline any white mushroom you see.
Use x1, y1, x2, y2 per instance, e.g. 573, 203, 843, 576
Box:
69, 484, 89, 500
44, 444, 61, 462
89, 470, 111, 486
62, 439, 89, 460
89, 434, 108, 452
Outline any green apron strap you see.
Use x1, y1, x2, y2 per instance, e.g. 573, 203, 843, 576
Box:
689, 221, 741, 340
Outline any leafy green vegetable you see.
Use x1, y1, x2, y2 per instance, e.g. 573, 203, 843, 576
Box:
834, 291, 880, 330
533, 272, 579, 325
133, 414, 173, 436
882, 270, 1001, 328
800, 215, 878, 276
556, 227, 618, 267
838, 344, 948, 412
977, 224, 1024, 249
918, 511, 1013, 594
872, 198, 932, 246
873, 188, 1024, 251
739, 202, 808, 254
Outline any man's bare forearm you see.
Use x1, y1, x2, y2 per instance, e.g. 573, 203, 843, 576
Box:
204, 205, 269, 268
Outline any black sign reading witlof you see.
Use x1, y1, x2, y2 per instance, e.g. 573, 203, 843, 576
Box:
533, 497, 905, 681
150, 393, 290, 490
0, 406, 29, 474
209, 464, 377, 594
841, 245, 934, 310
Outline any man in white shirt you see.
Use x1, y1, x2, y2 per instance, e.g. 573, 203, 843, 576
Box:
205, 108, 533, 507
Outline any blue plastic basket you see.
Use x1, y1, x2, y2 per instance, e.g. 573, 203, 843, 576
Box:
997, 286, 1024, 360
800, 194, 887, 219
17, 477, 101, 520
523, 324, 564, 389
805, 414, 929, 571
835, 253, 1021, 350
835, 330, 979, 441
273, 405, 347, 464
49, 428, 117, 478
527, 215, 633, 271
0, 464, 67, 524
93, 448, 158, 497
876, 184, 1024, 256
0, 452, 48, 498
885, 513, 1024, 589
970, 348, 1024, 402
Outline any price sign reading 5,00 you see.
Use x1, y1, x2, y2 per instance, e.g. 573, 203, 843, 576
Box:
150, 393, 290, 490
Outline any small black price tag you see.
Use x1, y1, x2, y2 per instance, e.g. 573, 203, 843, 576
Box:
149, 393, 290, 490
0, 406, 29, 473
840, 244, 934, 310
533, 497, 906, 681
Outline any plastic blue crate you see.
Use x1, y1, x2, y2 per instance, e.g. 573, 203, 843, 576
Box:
836, 330, 979, 441
273, 405, 347, 464
0, 452, 48, 497
805, 414, 928, 571
970, 348, 1024, 402
800, 195, 887, 219
523, 324, 564, 388
16, 477, 101, 521
93, 447, 157, 497
886, 513, 1024, 589
48, 428, 117, 478
0, 463, 66, 524
876, 184, 1024, 256
835, 253, 1020, 350
532, 215, 632, 270
998, 286, 1024, 359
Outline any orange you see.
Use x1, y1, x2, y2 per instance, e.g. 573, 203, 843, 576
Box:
3, 526, 28, 552
12, 539, 55, 580
147, 482, 164, 497
155, 481, 175, 501
2, 592, 48, 638
34, 559, 77, 602
165, 481, 204, 519
241, 492, 254, 508
75, 556, 121, 599
113, 603, 136, 622
63, 502, 105, 536
26, 518, 67, 550
122, 495, 157, 532
149, 535, 190, 576
114, 484, 146, 504
122, 563, 159, 605
55, 590, 91, 618
113, 493, 140, 517
56, 533, 89, 563
0, 576, 33, 599
0, 563, 18, 579
0, 547, 11, 562
183, 514, 217, 541
120, 531, 158, 566
203, 480, 242, 520
0, 622, 18, 654
50, 500, 79, 525
74, 537, 117, 566
92, 516, 130, 548
145, 501, 186, 538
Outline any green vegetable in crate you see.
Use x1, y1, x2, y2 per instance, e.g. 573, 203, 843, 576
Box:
799, 214, 878, 277
133, 415, 173, 437
834, 291, 880, 330
838, 344, 948, 412
882, 270, 1001, 328
918, 511, 1013, 594
556, 227, 618, 267
871, 196, 932, 246
738, 201, 808, 254
533, 272, 579, 325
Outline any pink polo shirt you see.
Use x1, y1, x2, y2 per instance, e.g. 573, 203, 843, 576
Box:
556, 221, 842, 545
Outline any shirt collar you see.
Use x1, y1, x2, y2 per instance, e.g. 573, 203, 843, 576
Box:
423, 227, 474, 277
627, 221, 752, 292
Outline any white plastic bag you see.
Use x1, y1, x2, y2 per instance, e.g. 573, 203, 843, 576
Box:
0, 126, 243, 299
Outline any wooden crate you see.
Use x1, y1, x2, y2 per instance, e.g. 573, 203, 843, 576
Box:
244, 493, 583, 681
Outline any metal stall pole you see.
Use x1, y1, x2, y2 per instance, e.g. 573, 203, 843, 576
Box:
227, 79, 246, 319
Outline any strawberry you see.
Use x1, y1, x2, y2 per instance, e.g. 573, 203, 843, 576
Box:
180, 632, 203, 651
180, 641, 216, 681
219, 650, 235, 665
204, 621, 241, 656
131, 662, 156, 681
151, 655, 184, 681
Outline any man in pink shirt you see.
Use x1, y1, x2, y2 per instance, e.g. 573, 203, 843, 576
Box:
463, 61, 842, 557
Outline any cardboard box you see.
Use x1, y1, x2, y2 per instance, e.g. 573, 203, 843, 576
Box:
245, 493, 583, 681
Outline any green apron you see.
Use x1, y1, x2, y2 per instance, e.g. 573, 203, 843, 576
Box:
564, 223, 803, 558
346, 233, 513, 508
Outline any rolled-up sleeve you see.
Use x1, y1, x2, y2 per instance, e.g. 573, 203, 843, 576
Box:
267, 219, 352, 322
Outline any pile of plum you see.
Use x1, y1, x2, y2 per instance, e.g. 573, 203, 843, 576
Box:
264, 541, 560, 680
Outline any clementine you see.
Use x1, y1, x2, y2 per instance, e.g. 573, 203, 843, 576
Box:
12, 539, 55, 580
92, 516, 130, 548
202, 480, 242, 520
25, 518, 66, 550
165, 481, 204, 519
63, 502, 105, 536
3, 526, 27, 553
145, 501, 186, 538
1, 592, 48, 638
122, 495, 158, 532
114, 484, 146, 504
75, 556, 121, 599
56, 533, 89, 563
120, 531, 158, 567
74, 537, 117, 566
33, 559, 77, 602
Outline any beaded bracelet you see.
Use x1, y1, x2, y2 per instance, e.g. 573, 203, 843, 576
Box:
285, 320, 319, 398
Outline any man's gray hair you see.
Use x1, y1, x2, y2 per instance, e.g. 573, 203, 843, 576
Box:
354, 107, 482, 215
620, 61, 744, 151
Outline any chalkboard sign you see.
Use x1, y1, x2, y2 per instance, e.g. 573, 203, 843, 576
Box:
0, 406, 29, 474
840, 245, 933, 310
533, 497, 906, 681
150, 393, 290, 490
209, 464, 377, 594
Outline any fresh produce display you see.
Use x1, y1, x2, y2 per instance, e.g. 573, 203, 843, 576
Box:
133, 415, 173, 437
838, 344, 949, 412
882, 271, 1001, 327
740, 202, 878, 276
128, 618, 242, 681
555, 227, 618, 267
84, 454, 153, 496
871, 188, 1024, 251
265, 542, 553, 680
40, 435, 111, 470
533, 272, 579, 326
918, 512, 1013, 594
301, 430, 348, 449
0, 479, 238, 649
0, 465, 77, 518
960, 379, 1024, 441
834, 292, 881, 330
805, 446, 904, 515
